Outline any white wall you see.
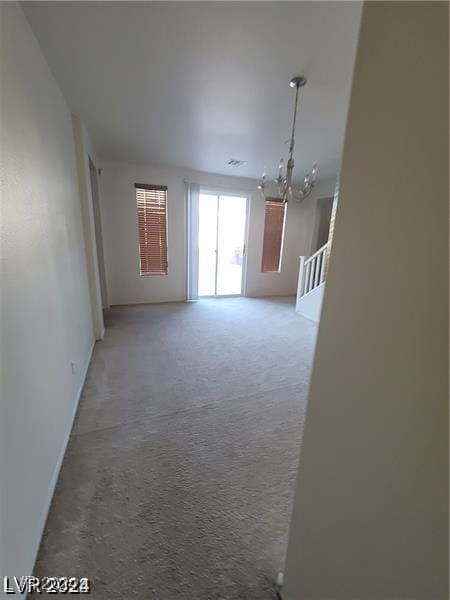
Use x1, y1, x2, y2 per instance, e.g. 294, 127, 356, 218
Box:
283, 2, 448, 599
310, 195, 333, 252
246, 177, 335, 298
0, 2, 94, 583
98, 159, 335, 305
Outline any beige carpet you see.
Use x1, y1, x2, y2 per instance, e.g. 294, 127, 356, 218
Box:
34, 297, 317, 599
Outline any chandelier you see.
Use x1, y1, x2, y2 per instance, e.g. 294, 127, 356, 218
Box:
258, 75, 318, 203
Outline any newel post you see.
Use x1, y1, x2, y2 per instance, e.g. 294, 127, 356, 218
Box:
298, 256, 306, 299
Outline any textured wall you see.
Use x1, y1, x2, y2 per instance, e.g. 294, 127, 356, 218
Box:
1, 2, 94, 581
283, 2, 448, 598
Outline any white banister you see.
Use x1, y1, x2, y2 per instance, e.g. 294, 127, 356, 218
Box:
304, 242, 328, 265
297, 242, 329, 301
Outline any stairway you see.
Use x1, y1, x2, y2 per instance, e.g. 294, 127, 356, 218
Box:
295, 242, 329, 322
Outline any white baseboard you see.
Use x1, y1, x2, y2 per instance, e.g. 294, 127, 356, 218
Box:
109, 298, 185, 307
244, 293, 297, 299
32, 340, 95, 575
275, 571, 284, 599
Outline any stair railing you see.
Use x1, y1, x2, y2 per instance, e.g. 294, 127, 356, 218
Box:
298, 242, 329, 298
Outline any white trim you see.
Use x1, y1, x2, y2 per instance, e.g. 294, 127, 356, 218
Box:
304, 241, 329, 266
197, 188, 251, 298
31, 340, 95, 575
185, 182, 200, 301
241, 193, 251, 297
184, 179, 255, 196
110, 298, 186, 307
88, 155, 109, 310
200, 186, 253, 197
245, 293, 296, 299
214, 195, 220, 295
295, 281, 325, 322
198, 294, 242, 299
277, 200, 288, 272
299, 280, 326, 300
72, 115, 105, 341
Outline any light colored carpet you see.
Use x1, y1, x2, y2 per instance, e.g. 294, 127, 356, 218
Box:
35, 297, 317, 599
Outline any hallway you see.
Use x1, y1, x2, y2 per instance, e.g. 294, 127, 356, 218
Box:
35, 297, 317, 599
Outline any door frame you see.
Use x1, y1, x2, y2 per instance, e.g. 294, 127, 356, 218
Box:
198, 187, 251, 298
88, 156, 109, 309
72, 116, 104, 339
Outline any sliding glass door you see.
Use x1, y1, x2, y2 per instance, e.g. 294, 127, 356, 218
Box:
198, 193, 247, 297
198, 194, 218, 296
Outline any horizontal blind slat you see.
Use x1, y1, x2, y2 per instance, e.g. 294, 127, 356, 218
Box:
261, 197, 286, 273
135, 184, 168, 275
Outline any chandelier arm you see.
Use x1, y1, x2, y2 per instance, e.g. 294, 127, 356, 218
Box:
292, 183, 314, 201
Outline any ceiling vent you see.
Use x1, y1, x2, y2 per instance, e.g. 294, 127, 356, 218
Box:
227, 159, 247, 167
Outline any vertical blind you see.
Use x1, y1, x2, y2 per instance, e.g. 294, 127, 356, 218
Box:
261, 198, 286, 273
135, 183, 168, 275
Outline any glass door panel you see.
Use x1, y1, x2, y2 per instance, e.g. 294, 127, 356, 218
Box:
198, 194, 218, 296
198, 193, 247, 297
216, 195, 247, 296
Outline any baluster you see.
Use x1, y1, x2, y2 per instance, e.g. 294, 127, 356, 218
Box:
314, 253, 321, 288
308, 259, 315, 292
319, 248, 326, 283
304, 262, 311, 294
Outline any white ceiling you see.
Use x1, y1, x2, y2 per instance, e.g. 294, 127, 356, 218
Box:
23, 1, 362, 181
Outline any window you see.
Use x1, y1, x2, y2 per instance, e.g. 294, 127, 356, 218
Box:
135, 183, 168, 275
261, 198, 286, 273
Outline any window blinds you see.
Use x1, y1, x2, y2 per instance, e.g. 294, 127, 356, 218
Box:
261, 198, 286, 273
135, 183, 168, 275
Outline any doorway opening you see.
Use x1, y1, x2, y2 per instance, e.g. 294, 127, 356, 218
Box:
198, 193, 248, 297
88, 157, 108, 309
